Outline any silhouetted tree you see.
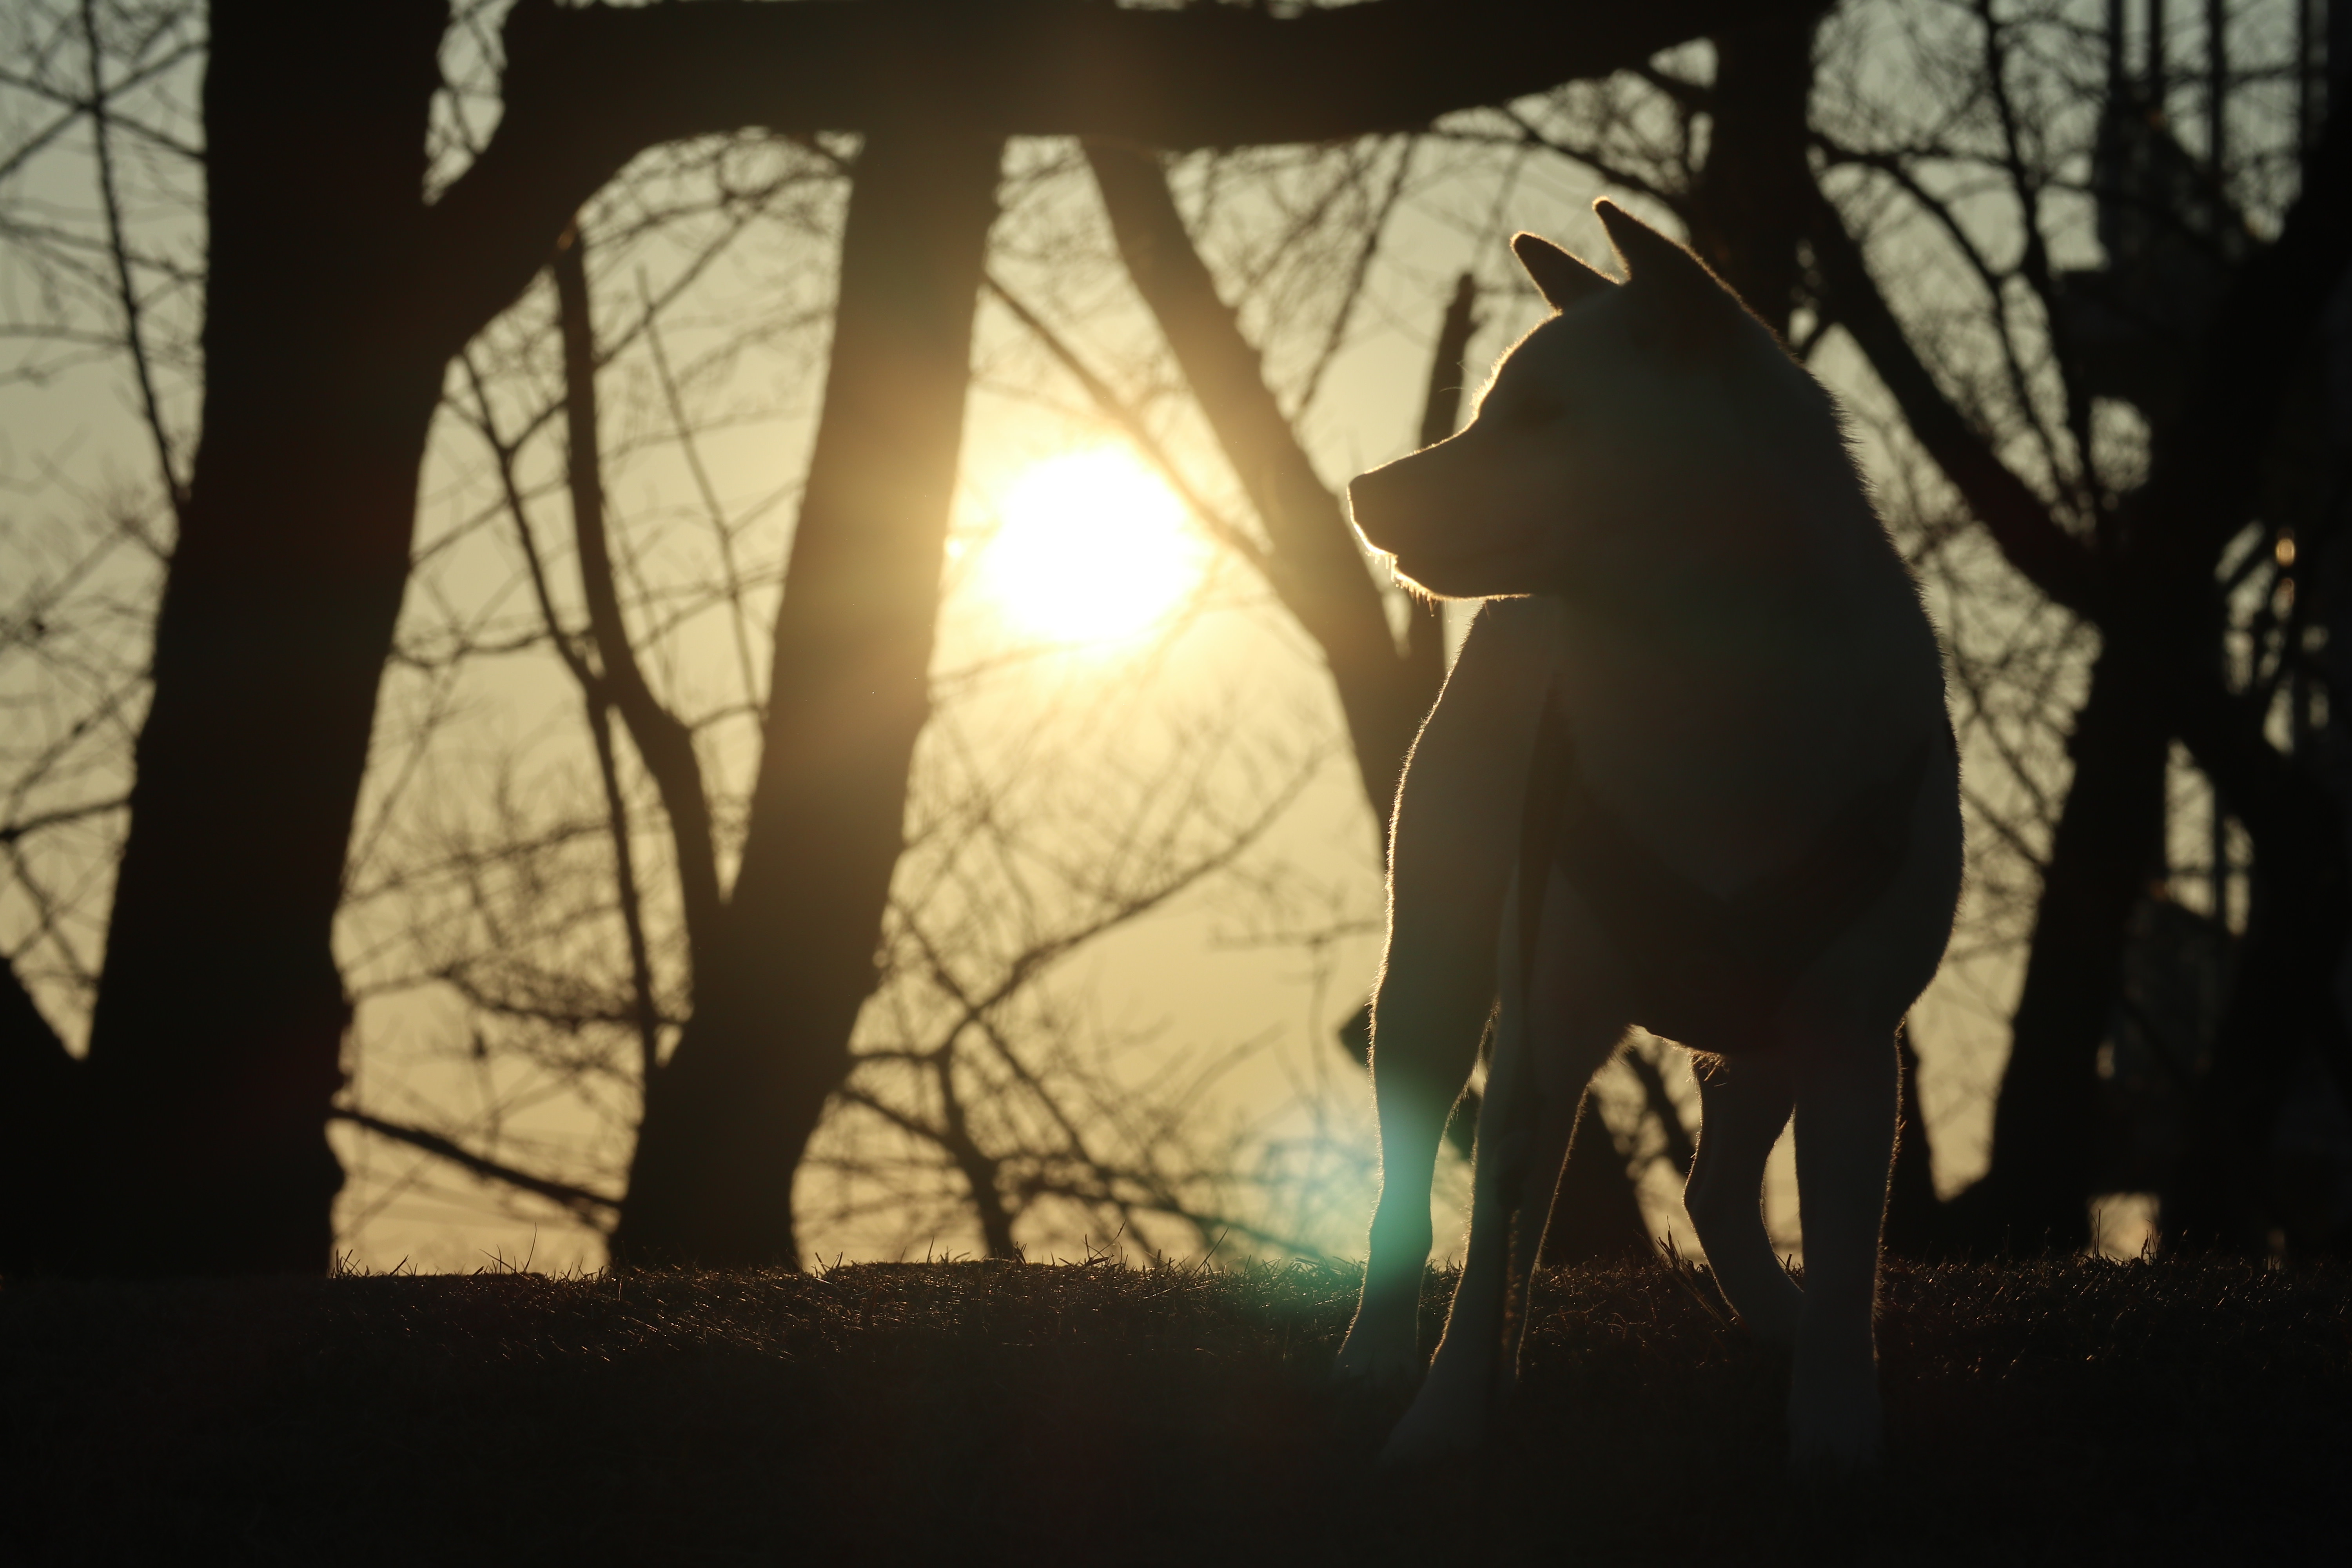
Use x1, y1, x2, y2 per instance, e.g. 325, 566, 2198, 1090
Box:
1799, 0, 2352, 1253
2, 0, 1804, 1275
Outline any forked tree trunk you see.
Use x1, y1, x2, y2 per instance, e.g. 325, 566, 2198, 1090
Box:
613, 126, 1006, 1268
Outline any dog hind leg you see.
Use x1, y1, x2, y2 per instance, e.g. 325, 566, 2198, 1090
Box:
1483, 1080, 1602, 1405
1499, 872, 1632, 1383
1683, 1049, 1804, 1349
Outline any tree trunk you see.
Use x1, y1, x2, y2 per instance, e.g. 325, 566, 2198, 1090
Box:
1953, 628, 2171, 1250
1686, 6, 1826, 335
1417, 273, 1483, 454
613, 126, 1006, 1268
1, 962, 79, 1272
1086, 143, 1439, 823
73, 0, 452, 1277
2164, 699, 2352, 1252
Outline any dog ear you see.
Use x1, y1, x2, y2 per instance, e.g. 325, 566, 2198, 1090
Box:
1512, 232, 1615, 312
1592, 200, 1745, 324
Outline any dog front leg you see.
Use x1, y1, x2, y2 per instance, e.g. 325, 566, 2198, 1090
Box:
1377, 937, 1535, 1463
1685, 1048, 1804, 1350
1338, 604, 1558, 1388
1787, 1029, 1898, 1471
1336, 983, 1483, 1387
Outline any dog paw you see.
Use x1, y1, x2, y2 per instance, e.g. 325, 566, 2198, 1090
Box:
1786, 1388, 1884, 1474
1334, 1284, 1426, 1388
1332, 1323, 1423, 1389
1375, 1379, 1487, 1468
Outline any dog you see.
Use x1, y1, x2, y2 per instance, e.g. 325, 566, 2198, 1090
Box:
1332, 201, 1962, 1470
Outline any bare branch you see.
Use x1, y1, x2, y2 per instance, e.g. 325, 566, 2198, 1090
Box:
79, 0, 183, 524
551, 226, 724, 965
1970, 0, 2094, 522
335, 1109, 620, 1226
1800, 177, 2099, 617
0, 793, 128, 846
635, 273, 765, 715
979, 275, 1270, 577
424, 0, 1816, 400
1289, 134, 1416, 423
1086, 140, 1435, 821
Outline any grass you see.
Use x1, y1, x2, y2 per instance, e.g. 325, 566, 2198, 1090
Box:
2, 1254, 2345, 1565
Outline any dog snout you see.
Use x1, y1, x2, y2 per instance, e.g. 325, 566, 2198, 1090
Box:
1347, 457, 1423, 556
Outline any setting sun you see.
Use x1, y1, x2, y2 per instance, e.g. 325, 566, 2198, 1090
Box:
976, 449, 1205, 644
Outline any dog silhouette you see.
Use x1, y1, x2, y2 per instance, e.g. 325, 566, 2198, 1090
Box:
1334, 202, 1962, 1470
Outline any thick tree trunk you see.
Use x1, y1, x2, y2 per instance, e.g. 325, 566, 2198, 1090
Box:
1953, 630, 2171, 1250
613, 127, 1006, 1268
1, 962, 78, 1272
2160, 862, 2292, 1251
73, 0, 452, 1276
2165, 688, 2352, 1252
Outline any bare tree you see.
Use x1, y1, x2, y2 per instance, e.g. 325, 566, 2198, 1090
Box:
1, 0, 201, 1266
333, 122, 1649, 1267
3, 0, 1806, 1276
1799, 0, 2351, 1251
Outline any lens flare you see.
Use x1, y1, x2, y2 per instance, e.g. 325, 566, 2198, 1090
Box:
977, 449, 1205, 644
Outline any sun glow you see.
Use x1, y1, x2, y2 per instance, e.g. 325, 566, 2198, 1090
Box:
976, 449, 1205, 645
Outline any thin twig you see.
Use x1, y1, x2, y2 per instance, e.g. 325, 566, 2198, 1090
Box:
80, 0, 182, 524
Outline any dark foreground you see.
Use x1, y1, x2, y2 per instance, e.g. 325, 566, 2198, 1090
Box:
2, 1256, 2344, 1566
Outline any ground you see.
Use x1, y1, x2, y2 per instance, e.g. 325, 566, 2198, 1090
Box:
2, 1255, 2344, 1564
